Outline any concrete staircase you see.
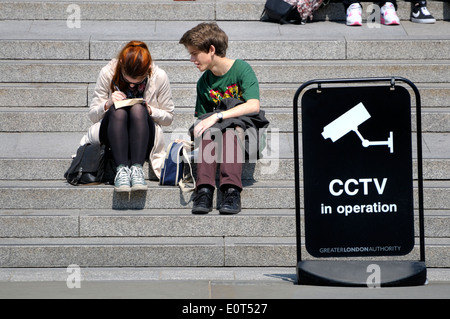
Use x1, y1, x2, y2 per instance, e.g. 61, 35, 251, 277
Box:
0, 0, 449, 275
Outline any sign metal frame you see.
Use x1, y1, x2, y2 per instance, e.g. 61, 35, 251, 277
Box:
293, 77, 426, 287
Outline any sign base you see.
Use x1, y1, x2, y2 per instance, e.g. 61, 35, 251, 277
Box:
297, 260, 426, 287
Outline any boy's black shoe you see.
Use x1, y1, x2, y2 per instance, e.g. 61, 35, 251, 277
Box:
192, 187, 213, 214
411, 1, 435, 24
219, 187, 241, 215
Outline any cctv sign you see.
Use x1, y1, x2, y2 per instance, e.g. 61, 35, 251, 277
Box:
301, 85, 414, 257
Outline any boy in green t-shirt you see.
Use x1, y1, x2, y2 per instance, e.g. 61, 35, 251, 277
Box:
179, 22, 261, 215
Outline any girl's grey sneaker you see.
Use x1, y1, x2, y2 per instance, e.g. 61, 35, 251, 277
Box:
114, 165, 131, 192
130, 164, 147, 191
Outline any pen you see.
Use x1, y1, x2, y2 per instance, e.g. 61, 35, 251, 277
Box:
112, 81, 120, 92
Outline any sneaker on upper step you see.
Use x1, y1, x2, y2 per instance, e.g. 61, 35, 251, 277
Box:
346, 3, 362, 26
411, 1, 436, 24
381, 2, 400, 25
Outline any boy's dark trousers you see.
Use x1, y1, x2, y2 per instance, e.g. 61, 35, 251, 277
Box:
196, 128, 244, 191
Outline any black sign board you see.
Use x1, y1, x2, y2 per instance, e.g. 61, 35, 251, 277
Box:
293, 78, 426, 287
301, 85, 414, 257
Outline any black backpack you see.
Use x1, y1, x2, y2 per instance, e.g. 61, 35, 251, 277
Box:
260, 0, 302, 24
64, 143, 106, 185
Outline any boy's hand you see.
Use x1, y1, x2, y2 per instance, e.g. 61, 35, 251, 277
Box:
193, 114, 219, 137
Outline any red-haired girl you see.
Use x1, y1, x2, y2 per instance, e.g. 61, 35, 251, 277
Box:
86, 41, 174, 192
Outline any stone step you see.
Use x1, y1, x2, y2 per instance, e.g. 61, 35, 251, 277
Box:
0, 209, 296, 238
0, 209, 448, 238
0, 1, 448, 21
1, 20, 449, 61
2, 156, 450, 182
0, 236, 448, 268
1, 211, 448, 268
1, 1, 448, 273
1, 82, 450, 108
1, 59, 449, 84
0, 0, 217, 21
1, 106, 449, 134
0, 131, 447, 159
0, 132, 448, 180
1, 207, 450, 235
0, 130, 291, 159
0, 180, 448, 210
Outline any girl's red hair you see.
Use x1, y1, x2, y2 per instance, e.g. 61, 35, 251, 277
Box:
111, 41, 152, 92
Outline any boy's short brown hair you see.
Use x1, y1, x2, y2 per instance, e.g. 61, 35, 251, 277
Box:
179, 22, 228, 57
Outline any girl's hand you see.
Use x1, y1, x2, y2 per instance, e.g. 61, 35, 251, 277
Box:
111, 90, 127, 103
144, 100, 152, 116
105, 90, 127, 111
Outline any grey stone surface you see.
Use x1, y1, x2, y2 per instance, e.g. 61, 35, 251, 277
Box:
1, 59, 450, 84
0, 19, 449, 62
0, 83, 450, 112
422, 213, 450, 238
0, 180, 448, 210
0, 0, 448, 22
90, 40, 187, 60
0, 40, 89, 60
0, 0, 448, 273
1, 106, 449, 133
0, 215, 79, 238
0, 84, 87, 107
78, 211, 296, 237
1, 157, 450, 181
0, 279, 448, 299
0, 180, 295, 210
0, 130, 449, 182
0, 60, 103, 83
0, 265, 449, 299
347, 40, 450, 60
1, 132, 449, 160
1, 82, 450, 111
0, 0, 215, 21
0, 237, 224, 267
1, 235, 448, 268
225, 237, 296, 267
0, 209, 448, 239
0, 108, 91, 132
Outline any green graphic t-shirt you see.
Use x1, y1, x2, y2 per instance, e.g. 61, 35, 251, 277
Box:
195, 59, 260, 117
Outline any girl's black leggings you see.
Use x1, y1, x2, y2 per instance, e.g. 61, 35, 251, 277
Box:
100, 103, 155, 167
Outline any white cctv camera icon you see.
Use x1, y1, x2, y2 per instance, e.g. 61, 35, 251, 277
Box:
322, 102, 394, 153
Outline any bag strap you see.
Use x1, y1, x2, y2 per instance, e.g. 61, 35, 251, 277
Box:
178, 140, 196, 193
160, 141, 178, 186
